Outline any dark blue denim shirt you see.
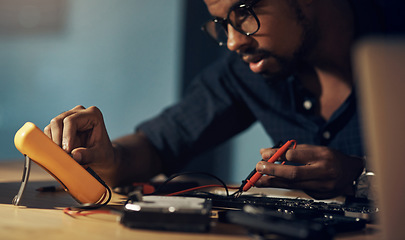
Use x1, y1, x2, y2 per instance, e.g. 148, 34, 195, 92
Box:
137, 0, 404, 174
138, 52, 363, 174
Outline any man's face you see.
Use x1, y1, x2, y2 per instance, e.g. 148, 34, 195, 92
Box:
204, 0, 317, 80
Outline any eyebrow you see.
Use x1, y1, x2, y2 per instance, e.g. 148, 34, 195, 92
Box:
208, 1, 243, 19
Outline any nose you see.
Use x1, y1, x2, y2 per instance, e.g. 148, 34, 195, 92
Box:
226, 25, 254, 52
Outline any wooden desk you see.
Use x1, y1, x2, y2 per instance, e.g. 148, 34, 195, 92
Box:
0, 161, 378, 240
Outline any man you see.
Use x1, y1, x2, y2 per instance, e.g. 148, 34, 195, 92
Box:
45, 0, 386, 199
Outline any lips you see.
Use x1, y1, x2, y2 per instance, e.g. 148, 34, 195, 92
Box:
242, 54, 268, 74
242, 54, 265, 64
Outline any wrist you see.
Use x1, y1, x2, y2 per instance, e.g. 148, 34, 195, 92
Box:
108, 142, 125, 187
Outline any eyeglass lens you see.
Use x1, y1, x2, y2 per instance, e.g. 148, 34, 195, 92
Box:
228, 7, 258, 35
203, 3, 259, 46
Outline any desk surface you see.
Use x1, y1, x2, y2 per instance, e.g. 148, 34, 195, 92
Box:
0, 161, 378, 240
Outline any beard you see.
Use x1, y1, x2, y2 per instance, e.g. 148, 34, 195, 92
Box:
240, 2, 319, 83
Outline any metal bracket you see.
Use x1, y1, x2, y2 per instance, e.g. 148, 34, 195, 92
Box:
12, 155, 32, 206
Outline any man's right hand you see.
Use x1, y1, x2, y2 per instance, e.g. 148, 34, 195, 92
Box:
44, 105, 115, 182
44, 105, 163, 187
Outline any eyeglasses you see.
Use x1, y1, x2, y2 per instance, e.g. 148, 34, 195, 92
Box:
202, 0, 261, 46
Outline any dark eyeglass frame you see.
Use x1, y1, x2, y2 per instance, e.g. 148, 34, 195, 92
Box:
201, 0, 261, 46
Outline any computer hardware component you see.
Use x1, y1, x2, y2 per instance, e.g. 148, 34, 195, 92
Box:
121, 195, 212, 232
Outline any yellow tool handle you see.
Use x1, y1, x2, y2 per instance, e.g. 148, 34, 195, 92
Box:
14, 122, 106, 204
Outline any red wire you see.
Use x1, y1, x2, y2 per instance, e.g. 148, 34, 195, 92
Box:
165, 184, 239, 196
63, 184, 239, 216
63, 207, 113, 217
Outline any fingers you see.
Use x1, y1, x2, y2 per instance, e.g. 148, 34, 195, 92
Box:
259, 144, 338, 177
71, 147, 84, 164
71, 146, 99, 166
260, 144, 317, 164
256, 161, 328, 181
258, 145, 315, 181
44, 105, 85, 151
62, 106, 104, 151
256, 155, 337, 181
284, 145, 324, 165
255, 144, 364, 198
44, 105, 103, 153
260, 147, 279, 160
71, 146, 97, 166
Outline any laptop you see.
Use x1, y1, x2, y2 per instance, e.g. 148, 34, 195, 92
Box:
354, 36, 405, 240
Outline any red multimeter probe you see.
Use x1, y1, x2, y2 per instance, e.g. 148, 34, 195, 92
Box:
242, 140, 297, 192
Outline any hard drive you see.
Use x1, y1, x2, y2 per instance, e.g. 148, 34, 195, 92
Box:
121, 195, 212, 232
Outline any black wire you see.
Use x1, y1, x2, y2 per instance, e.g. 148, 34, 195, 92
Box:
100, 182, 112, 206
152, 171, 230, 197
72, 174, 112, 210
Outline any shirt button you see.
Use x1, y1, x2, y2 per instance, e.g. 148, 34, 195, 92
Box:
303, 100, 313, 110
323, 131, 331, 140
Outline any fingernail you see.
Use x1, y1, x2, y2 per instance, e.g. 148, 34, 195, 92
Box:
257, 161, 265, 173
261, 152, 270, 160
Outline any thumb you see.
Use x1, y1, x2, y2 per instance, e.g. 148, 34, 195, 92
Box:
71, 147, 95, 166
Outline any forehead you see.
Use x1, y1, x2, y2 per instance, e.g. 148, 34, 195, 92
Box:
204, 0, 240, 18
